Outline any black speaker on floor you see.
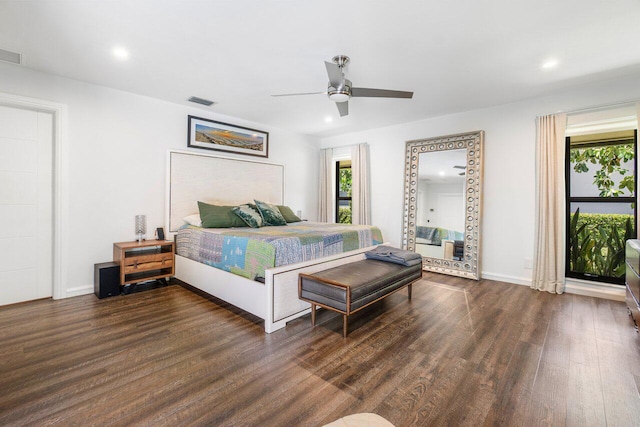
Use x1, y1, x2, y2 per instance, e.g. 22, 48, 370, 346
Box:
94, 261, 121, 299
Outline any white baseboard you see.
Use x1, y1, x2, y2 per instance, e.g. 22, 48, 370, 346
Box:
564, 279, 625, 301
481, 271, 531, 287
64, 285, 94, 298
481, 271, 625, 302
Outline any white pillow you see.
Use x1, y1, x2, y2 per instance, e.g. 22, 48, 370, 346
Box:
183, 213, 202, 227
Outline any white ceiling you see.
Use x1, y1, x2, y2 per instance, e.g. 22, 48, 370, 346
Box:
1, 0, 640, 138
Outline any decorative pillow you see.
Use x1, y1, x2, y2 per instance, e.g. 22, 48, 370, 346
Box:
254, 200, 287, 226
277, 205, 302, 223
232, 204, 263, 228
183, 213, 202, 227
197, 201, 247, 228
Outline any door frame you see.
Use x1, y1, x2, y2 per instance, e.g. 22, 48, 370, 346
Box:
0, 92, 68, 300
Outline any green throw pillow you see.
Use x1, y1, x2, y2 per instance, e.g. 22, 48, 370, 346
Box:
232, 204, 263, 228
277, 205, 301, 223
198, 201, 247, 228
254, 200, 287, 226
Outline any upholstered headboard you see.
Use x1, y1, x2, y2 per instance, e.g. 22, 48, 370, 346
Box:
166, 150, 284, 233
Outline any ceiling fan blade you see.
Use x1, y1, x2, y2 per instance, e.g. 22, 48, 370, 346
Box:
325, 61, 344, 87
271, 91, 326, 97
351, 87, 413, 98
336, 101, 349, 117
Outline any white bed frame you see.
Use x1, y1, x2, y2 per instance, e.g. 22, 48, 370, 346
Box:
166, 150, 378, 333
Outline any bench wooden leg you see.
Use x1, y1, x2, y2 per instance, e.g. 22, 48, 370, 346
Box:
311, 304, 316, 326
408, 283, 412, 300
343, 314, 348, 338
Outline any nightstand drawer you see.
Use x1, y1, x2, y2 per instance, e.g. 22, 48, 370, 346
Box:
123, 253, 173, 274
627, 285, 639, 327
627, 263, 640, 302
625, 239, 640, 331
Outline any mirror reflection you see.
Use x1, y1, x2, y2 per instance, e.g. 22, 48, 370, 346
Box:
402, 130, 483, 280
415, 149, 466, 260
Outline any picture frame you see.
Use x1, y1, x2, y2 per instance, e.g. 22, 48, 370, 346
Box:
187, 115, 269, 158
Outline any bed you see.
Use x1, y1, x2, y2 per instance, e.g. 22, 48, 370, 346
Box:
415, 226, 464, 259
166, 150, 384, 333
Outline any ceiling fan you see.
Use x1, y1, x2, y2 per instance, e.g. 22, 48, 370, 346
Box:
271, 55, 413, 117
453, 165, 466, 176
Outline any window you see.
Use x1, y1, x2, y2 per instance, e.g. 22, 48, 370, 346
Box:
565, 130, 637, 284
335, 160, 352, 223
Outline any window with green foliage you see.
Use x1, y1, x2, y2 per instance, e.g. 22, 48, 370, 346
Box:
566, 130, 637, 284
336, 160, 352, 223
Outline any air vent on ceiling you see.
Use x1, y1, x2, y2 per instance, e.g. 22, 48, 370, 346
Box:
188, 96, 215, 106
0, 48, 22, 65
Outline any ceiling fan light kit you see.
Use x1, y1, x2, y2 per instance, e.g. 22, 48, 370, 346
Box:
272, 54, 413, 117
328, 79, 351, 103
328, 91, 350, 103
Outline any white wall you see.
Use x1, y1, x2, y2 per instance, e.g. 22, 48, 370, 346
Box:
0, 63, 320, 297
320, 73, 640, 285
420, 182, 464, 230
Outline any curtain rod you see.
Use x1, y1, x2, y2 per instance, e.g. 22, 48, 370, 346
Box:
561, 99, 639, 116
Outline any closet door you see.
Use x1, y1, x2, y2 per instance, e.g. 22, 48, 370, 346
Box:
0, 106, 53, 305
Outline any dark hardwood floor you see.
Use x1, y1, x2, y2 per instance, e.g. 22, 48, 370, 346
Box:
1, 274, 640, 426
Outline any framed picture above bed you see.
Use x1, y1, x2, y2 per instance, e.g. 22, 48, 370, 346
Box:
187, 115, 269, 158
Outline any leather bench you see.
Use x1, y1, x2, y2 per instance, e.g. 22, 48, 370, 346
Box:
298, 258, 422, 337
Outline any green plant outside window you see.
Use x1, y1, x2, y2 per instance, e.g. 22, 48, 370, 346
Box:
336, 162, 352, 224
567, 132, 637, 284
568, 209, 633, 278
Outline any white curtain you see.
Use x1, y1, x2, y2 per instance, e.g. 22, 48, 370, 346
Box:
318, 148, 333, 222
532, 113, 567, 294
637, 101, 640, 141
351, 143, 371, 225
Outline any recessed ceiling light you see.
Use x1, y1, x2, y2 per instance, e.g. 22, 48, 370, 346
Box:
112, 47, 129, 60
325, 116, 333, 123
439, 171, 445, 176
541, 58, 558, 70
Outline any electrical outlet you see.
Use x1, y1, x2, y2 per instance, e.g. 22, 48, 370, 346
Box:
524, 257, 533, 269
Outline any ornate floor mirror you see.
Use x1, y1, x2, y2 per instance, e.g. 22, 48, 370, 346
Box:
402, 131, 484, 279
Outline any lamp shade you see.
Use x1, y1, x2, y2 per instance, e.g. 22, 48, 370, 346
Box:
135, 215, 146, 241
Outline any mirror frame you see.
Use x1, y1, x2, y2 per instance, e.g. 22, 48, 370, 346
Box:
402, 130, 484, 280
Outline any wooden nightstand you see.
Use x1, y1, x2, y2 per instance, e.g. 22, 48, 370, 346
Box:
113, 240, 175, 286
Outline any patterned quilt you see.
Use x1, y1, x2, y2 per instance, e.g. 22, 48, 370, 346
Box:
176, 222, 384, 281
